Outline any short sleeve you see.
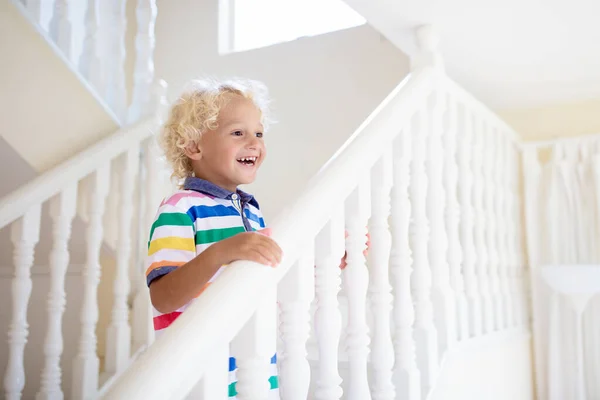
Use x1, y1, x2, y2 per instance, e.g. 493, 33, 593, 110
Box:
145, 202, 196, 287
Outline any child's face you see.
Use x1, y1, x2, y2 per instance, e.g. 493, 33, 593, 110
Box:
191, 95, 266, 192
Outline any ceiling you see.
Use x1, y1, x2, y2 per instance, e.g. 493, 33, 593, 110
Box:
343, 0, 600, 110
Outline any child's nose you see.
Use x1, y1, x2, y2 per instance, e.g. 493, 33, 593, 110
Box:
246, 135, 261, 148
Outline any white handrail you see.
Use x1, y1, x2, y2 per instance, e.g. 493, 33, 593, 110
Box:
0, 117, 159, 229
99, 67, 436, 399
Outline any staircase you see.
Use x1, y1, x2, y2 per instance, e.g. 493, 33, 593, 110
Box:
0, 1, 538, 400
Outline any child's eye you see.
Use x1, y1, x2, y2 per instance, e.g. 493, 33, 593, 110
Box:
232, 130, 243, 136
256, 132, 263, 138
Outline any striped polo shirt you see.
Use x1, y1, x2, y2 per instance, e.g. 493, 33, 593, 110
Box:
145, 177, 278, 398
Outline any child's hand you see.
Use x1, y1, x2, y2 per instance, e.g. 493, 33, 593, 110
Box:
213, 229, 282, 267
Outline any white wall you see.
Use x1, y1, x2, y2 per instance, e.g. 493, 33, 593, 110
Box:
429, 329, 535, 400
154, 0, 409, 220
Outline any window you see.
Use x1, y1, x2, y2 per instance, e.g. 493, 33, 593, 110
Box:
219, 0, 366, 53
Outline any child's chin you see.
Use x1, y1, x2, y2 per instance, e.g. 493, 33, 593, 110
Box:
236, 174, 257, 185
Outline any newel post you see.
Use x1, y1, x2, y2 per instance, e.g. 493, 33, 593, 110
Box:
410, 25, 444, 73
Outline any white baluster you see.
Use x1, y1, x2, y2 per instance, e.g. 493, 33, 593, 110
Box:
25, 0, 42, 25
472, 117, 494, 334
79, 0, 103, 92
484, 127, 502, 332
505, 144, 519, 326
132, 140, 157, 353
444, 96, 469, 341
428, 88, 456, 355
3, 206, 42, 400
508, 145, 526, 325
390, 128, 420, 400
49, 0, 72, 61
128, 0, 157, 123
499, 138, 515, 327
494, 133, 509, 330
314, 209, 345, 400
231, 287, 277, 399
344, 179, 372, 400
192, 343, 229, 399
72, 165, 110, 400
410, 108, 439, 393
105, 149, 139, 375
368, 150, 395, 400
131, 83, 169, 352
104, 0, 128, 120
278, 248, 314, 400
523, 146, 545, 399
36, 186, 78, 400
457, 108, 482, 336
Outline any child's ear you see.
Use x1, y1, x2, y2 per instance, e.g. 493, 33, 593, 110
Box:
184, 142, 202, 160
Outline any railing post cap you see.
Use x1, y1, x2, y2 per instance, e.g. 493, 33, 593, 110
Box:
411, 24, 444, 73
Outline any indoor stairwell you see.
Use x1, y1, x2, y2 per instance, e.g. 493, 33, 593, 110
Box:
1, 7, 537, 396
97, 26, 534, 399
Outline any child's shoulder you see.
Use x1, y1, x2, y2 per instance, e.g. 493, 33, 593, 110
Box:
158, 189, 218, 212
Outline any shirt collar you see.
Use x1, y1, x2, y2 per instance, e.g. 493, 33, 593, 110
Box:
183, 176, 259, 208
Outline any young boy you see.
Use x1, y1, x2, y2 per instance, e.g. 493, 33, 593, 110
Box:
145, 78, 282, 398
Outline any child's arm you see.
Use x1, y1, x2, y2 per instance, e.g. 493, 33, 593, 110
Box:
150, 231, 282, 314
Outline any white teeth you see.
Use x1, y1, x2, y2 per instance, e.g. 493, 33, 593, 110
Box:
238, 157, 257, 162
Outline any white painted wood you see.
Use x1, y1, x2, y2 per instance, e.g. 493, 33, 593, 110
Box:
3, 206, 42, 400
500, 139, 516, 327
0, 118, 158, 230
410, 108, 439, 393
483, 127, 503, 332
193, 343, 229, 399
314, 209, 345, 400
278, 248, 314, 400
131, 84, 169, 352
428, 88, 457, 355
49, 0, 72, 61
128, 0, 158, 123
344, 179, 372, 400
495, 133, 510, 330
132, 139, 160, 353
36, 186, 78, 400
72, 165, 111, 400
457, 108, 482, 337
104, 0, 128, 120
506, 144, 519, 326
231, 286, 277, 399
105, 149, 139, 375
521, 146, 542, 397
79, 0, 103, 92
390, 128, 421, 400
97, 69, 461, 400
444, 96, 469, 342
508, 145, 527, 325
368, 150, 396, 400
472, 117, 494, 334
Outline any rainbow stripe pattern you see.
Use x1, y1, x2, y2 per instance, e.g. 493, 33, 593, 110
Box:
145, 177, 278, 399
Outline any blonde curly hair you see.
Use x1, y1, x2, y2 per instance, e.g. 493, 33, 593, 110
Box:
159, 77, 272, 183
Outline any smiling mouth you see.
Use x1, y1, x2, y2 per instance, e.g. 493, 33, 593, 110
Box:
237, 156, 257, 166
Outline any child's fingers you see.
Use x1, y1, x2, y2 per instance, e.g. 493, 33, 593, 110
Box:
259, 228, 272, 237
254, 240, 282, 266
260, 235, 282, 263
